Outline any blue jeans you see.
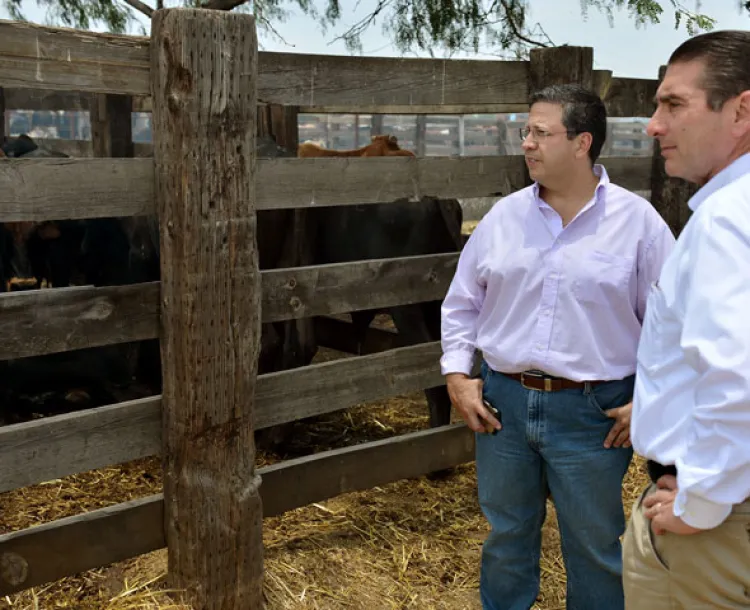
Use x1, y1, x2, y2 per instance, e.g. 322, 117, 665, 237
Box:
477, 362, 634, 610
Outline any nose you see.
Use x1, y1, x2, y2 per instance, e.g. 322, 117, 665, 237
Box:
521, 137, 536, 151
646, 108, 666, 138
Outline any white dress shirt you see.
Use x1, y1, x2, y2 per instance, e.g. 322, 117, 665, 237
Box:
632, 153, 750, 530
440, 164, 675, 381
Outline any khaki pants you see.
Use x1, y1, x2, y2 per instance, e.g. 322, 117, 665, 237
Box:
623, 483, 750, 609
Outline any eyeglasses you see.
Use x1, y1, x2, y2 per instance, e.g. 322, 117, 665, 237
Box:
519, 127, 576, 142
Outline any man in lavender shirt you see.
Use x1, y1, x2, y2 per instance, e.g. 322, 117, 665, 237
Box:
440, 84, 675, 610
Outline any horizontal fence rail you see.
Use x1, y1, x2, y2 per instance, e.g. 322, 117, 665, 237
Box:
0, 252, 456, 360
0, 19, 528, 107
0, 422, 474, 595
0, 340, 445, 493
0, 156, 653, 221
4, 78, 657, 117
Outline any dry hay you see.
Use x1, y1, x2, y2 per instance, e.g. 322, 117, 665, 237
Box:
0, 344, 650, 610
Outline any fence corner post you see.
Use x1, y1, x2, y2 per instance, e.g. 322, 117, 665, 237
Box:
150, 7, 264, 608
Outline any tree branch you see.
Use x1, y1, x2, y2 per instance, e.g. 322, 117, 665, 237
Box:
499, 0, 549, 47
120, 0, 154, 18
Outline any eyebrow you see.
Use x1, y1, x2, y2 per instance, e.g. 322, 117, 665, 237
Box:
653, 92, 688, 105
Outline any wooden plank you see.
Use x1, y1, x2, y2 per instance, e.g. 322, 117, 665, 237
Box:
298, 103, 530, 115
90, 94, 134, 158
602, 77, 658, 118
0, 494, 165, 595
0, 154, 649, 221
0, 253, 453, 361
261, 253, 458, 322
0, 423, 473, 595
529, 46, 593, 93
27, 138, 151, 158
152, 9, 264, 608
254, 341, 443, 429
5, 96, 530, 117
261, 423, 474, 516
255, 155, 528, 209
4, 88, 93, 111
0, 157, 153, 220
259, 52, 529, 107
600, 156, 652, 192
0, 20, 150, 95
0, 341, 445, 492
0, 155, 527, 220
0, 283, 160, 361
0, 20, 529, 106
0, 397, 161, 494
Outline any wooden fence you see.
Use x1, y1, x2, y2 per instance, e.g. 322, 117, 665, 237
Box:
0, 12, 686, 609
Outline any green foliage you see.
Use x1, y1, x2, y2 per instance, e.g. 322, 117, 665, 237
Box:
2, 0, 737, 56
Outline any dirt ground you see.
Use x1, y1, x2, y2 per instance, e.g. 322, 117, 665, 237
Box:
0, 380, 648, 610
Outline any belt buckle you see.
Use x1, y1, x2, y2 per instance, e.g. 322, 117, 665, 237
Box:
520, 371, 553, 392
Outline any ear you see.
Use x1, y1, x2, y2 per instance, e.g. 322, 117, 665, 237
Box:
732, 90, 750, 137
575, 132, 593, 160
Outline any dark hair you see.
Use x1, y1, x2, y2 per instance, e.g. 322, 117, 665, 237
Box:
668, 30, 750, 111
528, 83, 607, 164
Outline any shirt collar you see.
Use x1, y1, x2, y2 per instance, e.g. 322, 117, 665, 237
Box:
688, 153, 750, 212
533, 163, 609, 212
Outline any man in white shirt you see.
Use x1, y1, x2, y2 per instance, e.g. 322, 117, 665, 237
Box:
440, 84, 674, 609
624, 30, 750, 609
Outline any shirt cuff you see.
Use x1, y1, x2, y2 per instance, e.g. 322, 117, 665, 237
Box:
440, 349, 476, 376
673, 489, 733, 530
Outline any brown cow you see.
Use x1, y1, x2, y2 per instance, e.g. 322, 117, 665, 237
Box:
298, 134, 416, 158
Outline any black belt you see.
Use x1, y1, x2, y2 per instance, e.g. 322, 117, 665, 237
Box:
647, 459, 677, 483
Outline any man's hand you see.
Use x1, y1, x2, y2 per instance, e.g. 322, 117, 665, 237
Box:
446, 373, 501, 434
643, 478, 701, 536
604, 401, 632, 448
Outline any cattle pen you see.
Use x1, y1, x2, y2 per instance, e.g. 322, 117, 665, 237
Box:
0, 10, 695, 609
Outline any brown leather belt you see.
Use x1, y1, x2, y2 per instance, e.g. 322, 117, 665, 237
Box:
502, 371, 606, 392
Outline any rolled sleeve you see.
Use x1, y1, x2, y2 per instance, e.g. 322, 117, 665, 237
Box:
440, 222, 487, 376
673, 489, 733, 530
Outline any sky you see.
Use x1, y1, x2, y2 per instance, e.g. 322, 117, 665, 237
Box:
1, 1, 749, 79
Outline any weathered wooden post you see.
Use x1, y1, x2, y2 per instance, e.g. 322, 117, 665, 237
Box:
650, 65, 697, 236
90, 93, 134, 158
525, 46, 594, 185
150, 8, 264, 608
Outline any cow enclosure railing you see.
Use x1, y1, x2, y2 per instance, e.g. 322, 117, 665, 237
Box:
0, 13, 682, 608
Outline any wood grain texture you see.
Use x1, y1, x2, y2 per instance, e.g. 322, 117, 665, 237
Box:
0, 253, 456, 361
258, 52, 529, 107
255, 155, 528, 209
0, 157, 153, 220
0, 19, 150, 95
602, 77, 657, 118
261, 253, 458, 322
529, 46, 593, 93
0, 283, 159, 361
0, 494, 164, 596
0, 155, 528, 220
0, 423, 473, 595
0, 20, 527, 106
151, 9, 264, 608
0, 397, 161, 494
0, 341, 445, 493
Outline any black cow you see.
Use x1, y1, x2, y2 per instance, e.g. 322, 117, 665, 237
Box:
0, 133, 459, 432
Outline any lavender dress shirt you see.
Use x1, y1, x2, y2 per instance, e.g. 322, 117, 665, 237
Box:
440, 165, 675, 382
